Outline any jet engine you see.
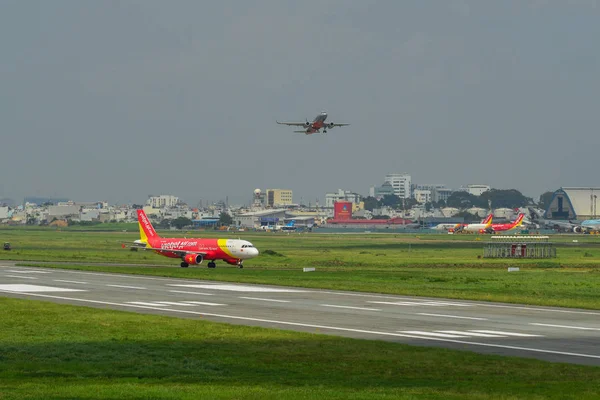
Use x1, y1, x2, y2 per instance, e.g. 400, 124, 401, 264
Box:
573, 226, 584, 233
305, 121, 311, 127
328, 122, 335, 129
183, 253, 204, 265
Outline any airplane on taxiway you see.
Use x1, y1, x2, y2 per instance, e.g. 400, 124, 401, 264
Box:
453, 214, 494, 233
276, 111, 349, 135
124, 210, 259, 268
490, 213, 525, 233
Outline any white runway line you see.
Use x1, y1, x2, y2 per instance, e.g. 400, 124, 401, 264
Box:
155, 301, 198, 307
239, 297, 290, 303
128, 302, 169, 307
417, 313, 488, 321
169, 283, 306, 293
106, 284, 146, 290
400, 331, 468, 338
470, 330, 542, 337
54, 280, 88, 285
530, 323, 600, 331
181, 301, 226, 306
439, 331, 503, 337
3, 289, 600, 361
368, 301, 471, 307
169, 290, 214, 296
6, 270, 50, 274
320, 304, 381, 311
4, 275, 38, 280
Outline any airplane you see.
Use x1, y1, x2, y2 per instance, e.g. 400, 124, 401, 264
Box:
430, 223, 462, 232
490, 213, 525, 233
453, 214, 493, 233
280, 220, 297, 231
276, 111, 349, 135
125, 210, 259, 268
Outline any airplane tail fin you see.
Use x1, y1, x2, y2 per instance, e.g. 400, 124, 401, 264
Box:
514, 213, 525, 227
137, 209, 160, 243
482, 214, 493, 226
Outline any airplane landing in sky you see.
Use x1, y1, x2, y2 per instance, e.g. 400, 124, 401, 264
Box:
276, 111, 349, 135
124, 210, 259, 268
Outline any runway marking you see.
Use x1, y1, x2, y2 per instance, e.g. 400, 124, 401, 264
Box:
155, 301, 199, 307
5, 275, 38, 280
168, 290, 214, 296
369, 301, 471, 307
1, 289, 598, 361
6, 270, 50, 274
239, 297, 291, 303
54, 280, 88, 285
181, 301, 226, 306
106, 284, 146, 290
470, 330, 542, 337
320, 304, 381, 311
401, 331, 468, 338
0, 284, 85, 292
128, 302, 169, 307
417, 313, 488, 321
530, 323, 600, 331
438, 331, 503, 338
169, 284, 306, 293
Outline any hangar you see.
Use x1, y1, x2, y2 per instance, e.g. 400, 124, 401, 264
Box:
544, 187, 600, 221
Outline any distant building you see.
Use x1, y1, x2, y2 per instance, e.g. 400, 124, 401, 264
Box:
413, 189, 432, 204
544, 187, 600, 220
432, 187, 453, 203
147, 195, 179, 208
459, 185, 490, 196
325, 189, 361, 208
369, 182, 394, 200
266, 189, 293, 207
384, 173, 412, 199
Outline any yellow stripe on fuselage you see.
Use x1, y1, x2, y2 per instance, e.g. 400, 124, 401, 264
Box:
217, 239, 235, 258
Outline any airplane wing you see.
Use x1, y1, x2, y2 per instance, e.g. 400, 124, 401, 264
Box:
327, 123, 350, 127
276, 121, 308, 127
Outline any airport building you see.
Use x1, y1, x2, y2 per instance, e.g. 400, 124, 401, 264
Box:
234, 209, 287, 229
544, 187, 600, 220
384, 173, 412, 199
266, 189, 293, 207
325, 189, 362, 208
147, 195, 179, 208
459, 185, 490, 196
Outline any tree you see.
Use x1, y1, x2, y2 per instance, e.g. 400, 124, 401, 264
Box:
362, 196, 379, 211
219, 212, 233, 226
480, 189, 533, 209
171, 217, 192, 230
446, 191, 482, 209
380, 194, 401, 208
538, 191, 555, 211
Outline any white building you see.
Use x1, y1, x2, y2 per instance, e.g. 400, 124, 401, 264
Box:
413, 189, 432, 204
384, 173, 412, 199
460, 185, 490, 196
147, 195, 179, 208
325, 189, 362, 208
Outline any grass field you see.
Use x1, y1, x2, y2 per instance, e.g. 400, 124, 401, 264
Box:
2, 297, 600, 400
2, 226, 600, 309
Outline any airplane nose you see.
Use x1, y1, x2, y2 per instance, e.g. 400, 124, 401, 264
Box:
251, 248, 259, 257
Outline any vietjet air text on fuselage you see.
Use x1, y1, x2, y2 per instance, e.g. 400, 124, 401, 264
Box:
134, 210, 259, 268
276, 111, 350, 135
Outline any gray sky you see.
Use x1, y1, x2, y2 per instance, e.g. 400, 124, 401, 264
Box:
2, 1, 599, 206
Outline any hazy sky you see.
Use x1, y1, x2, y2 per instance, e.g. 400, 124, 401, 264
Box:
2, 1, 599, 205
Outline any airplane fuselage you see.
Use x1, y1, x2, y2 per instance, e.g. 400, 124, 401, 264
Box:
147, 237, 259, 265
306, 112, 328, 134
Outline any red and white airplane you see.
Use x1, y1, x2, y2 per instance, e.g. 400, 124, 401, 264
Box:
276, 111, 349, 135
452, 214, 494, 234
126, 210, 259, 268
491, 213, 525, 233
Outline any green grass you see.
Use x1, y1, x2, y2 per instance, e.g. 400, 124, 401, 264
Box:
3, 227, 600, 308
1, 297, 600, 399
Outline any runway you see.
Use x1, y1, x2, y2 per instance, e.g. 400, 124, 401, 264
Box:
2, 262, 600, 366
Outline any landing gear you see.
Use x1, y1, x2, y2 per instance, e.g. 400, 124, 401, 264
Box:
180, 262, 189, 268
238, 261, 244, 269
208, 261, 216, 268
323, 129, 327, 133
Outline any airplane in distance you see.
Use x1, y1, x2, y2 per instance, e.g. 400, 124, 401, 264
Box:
280, 220, 297, 231
453, 214, 493, 233
490, 213, 525, 233
276, 111, 349, 135
125, 210, 259, 268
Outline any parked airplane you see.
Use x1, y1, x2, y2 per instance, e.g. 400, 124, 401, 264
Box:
276, 111, 349, 134
126, 210, 259, 268
453, 214, 493, 233
430, 223, 462, 232
491, 213, 525, 233
280, 220, 297, 231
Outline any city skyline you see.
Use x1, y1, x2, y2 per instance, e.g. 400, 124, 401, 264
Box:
2, 2, 599, 205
